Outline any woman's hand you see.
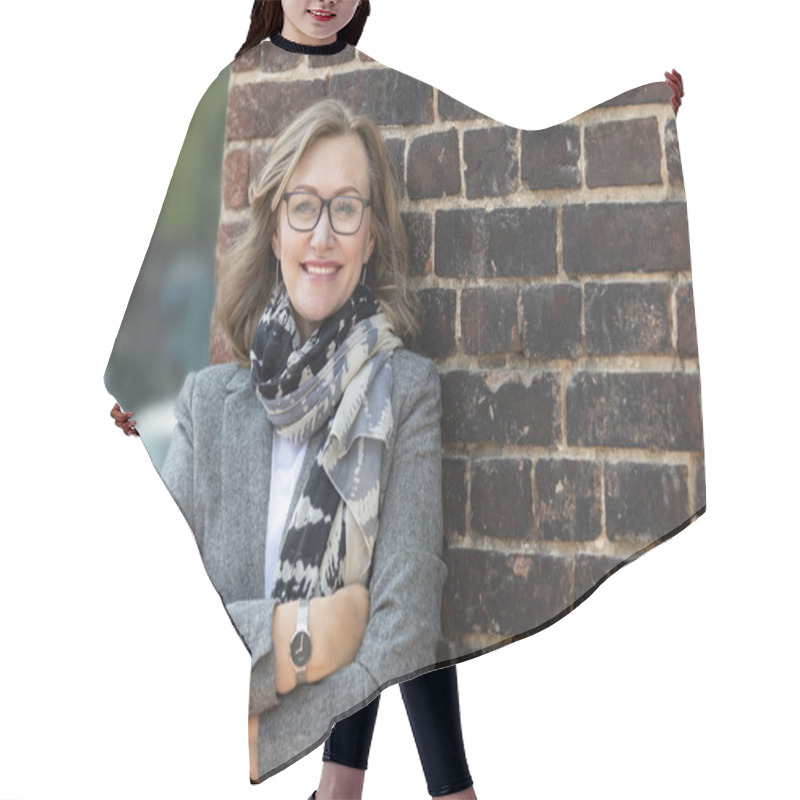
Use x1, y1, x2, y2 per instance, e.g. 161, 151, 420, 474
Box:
272, 584, 370, 694
110, 403, 139, 436
665, 69, 684, 115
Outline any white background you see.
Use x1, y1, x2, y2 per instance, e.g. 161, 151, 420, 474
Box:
1, 1, 797, 798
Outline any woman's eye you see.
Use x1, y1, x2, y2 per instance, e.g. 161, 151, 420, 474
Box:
294, 199, 317, 215
332, 198, 358, 217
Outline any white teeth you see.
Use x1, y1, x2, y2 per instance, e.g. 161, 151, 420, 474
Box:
305, 265, 339, 275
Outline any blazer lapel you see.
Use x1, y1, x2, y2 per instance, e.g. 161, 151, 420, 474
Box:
216, 370, 272, 602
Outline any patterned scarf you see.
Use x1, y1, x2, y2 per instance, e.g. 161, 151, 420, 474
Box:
250, 284, 402, 602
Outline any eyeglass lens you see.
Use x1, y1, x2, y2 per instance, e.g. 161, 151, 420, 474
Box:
286, 193, 366, 234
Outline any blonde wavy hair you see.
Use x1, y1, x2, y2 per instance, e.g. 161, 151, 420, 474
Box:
216, 99, 419, 365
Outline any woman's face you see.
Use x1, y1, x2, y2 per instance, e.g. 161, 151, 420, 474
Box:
280, 0, 361, 46
272, 134, 375, 344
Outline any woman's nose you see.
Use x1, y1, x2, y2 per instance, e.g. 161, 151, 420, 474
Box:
310, 207, 335, 250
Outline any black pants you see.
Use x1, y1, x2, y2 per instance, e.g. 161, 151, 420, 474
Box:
323, 665, 473, 797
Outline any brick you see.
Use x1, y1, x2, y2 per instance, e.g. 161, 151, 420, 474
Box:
226, 79, 327, 140
222, 148, 250, 210
441, 549, 572, 638
463, 127, 517, 198
260, 42, 304, 72
520, 283, 583, 359
309, 46, 356, 68
562, 203, 691, 275
402, 212, 432, 277
521, 125, 581, 190
566, 372, 704, 451
598, 82, 672, 107
441, 371, 560, 446
676, 283, 699, 358
460, 286, 519, 355
331, 69, 434, 125
585, 118, 662, 187
535, 460, 602, 542
665, 118, 684, 184
412, 288, 457, 359
435, 208, 557, 278
442, 458, 468, 540
438, 91, 485, 121
407, 129, 460, 199
605, 462, 689, 541
471, 460, 533, 540
694, 457, 706, 511
584, 282, 672, 355
384, 138, 405, 195
573, 554, 626, 607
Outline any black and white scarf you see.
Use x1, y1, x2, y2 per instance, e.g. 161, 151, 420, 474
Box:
250, 285, 402, 603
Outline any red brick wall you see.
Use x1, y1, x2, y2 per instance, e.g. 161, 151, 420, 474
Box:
213, 42, 704, 661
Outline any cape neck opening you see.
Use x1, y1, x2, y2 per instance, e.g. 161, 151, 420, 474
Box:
270, 32, 349, 55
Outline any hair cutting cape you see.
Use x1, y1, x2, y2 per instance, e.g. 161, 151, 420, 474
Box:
105, 37, 705, 781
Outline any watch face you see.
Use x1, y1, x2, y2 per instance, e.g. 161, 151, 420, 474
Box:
290, 631, 312, 668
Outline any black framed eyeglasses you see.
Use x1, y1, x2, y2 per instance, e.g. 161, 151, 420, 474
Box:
282, 191, 371, 236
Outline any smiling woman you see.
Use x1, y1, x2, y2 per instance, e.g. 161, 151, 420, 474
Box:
271, 136, 376, 343
281, 0, 362, 46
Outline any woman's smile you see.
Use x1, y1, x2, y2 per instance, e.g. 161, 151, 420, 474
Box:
272, 134, 375, 343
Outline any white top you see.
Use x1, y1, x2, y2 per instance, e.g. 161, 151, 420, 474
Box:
264, 432, 308, 596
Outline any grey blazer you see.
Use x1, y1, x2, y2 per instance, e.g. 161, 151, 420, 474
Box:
161, 348, 447, 779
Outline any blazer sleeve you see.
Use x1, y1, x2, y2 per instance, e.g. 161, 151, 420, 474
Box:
254, 355, 448, 778
161, 371, 281, 717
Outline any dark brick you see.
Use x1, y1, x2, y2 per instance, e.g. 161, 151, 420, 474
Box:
435, 208, 557, 278
585, 118, 662, 187
566, 372, 704, 451
535, 460, 602, 542
521, 125, 581, 190
461, 286, 519, 355
438, 91, 485, 120
585, 282, 671, 355
694, 457, 706, 511
598, 82, 672, 107
562, 203, 691, 275
442, 549, 572, 639
222, 148, 250, 210
605, 462, 689, 541
407, 130, 460, 199
412, 289, 457, 359
331, 69, 434, 125
402, 212, 432, 277
384, 138, 406, 195
260, 41, 304, 72
676, 283, 698, 358
309, 45, 356, 68
226, 80, 327, 140
471, 460, 533, 540
520, 283, 582, 359
231, 44, 261, 73
573, 554, 625, 605
442, 458, 468, 541
665, 118, 684, 184
463, 127, 517, 199
441, 371, 560, 446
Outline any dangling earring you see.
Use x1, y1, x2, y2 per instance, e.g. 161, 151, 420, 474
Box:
273, 259, 283, 297
360, 263, 367, 284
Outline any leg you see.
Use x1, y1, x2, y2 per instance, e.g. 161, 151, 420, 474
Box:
400, 666, 476, 799
315, 695, 381, 800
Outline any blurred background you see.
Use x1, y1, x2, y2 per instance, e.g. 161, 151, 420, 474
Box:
104, 67, 229, 468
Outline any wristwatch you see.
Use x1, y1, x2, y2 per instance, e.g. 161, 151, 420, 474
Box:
290, 597, 313, 685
